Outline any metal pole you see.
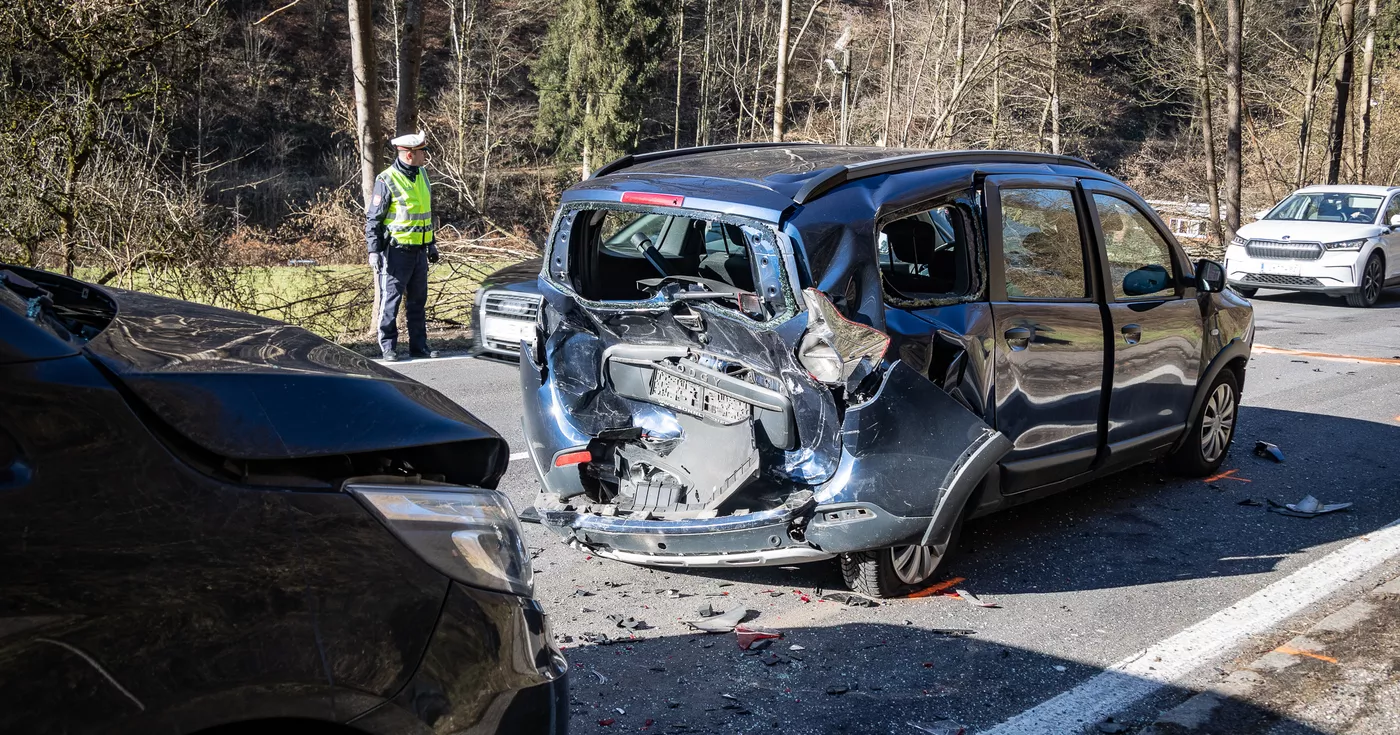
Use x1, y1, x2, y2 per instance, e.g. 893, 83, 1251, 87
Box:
839, 48, 851, 145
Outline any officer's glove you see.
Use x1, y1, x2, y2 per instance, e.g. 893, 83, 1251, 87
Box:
427, 244, 440, 264
369, 251, 386, 274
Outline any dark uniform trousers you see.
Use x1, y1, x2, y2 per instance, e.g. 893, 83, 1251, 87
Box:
378, 245, 429, 355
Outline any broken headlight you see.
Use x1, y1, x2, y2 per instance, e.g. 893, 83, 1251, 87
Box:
350, 484, 534, 596
797, 287, 890, 388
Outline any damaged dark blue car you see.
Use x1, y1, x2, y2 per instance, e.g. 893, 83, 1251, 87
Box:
520, 144, 1254, 597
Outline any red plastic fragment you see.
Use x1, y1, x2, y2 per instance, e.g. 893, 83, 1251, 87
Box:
598, 718, 615, 726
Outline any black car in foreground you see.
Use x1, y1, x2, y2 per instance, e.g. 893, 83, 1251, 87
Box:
520, 143, 1254, 597
0, 266, 567, 734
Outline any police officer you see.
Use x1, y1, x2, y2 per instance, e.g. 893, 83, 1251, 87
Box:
366, 131, 439, 361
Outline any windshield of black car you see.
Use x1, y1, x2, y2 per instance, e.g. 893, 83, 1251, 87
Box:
566, 206, 776, 317
0, 268, 115, 344
1264, 192, 1383, 223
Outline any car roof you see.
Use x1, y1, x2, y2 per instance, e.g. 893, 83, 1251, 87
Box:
589, 143, 1098, 205
1294, 184, 1400, 196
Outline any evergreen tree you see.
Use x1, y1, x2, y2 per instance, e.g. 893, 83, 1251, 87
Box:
532, 0, 669, 176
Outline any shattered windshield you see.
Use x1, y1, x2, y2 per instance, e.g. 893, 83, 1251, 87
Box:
1, 268, 114, 344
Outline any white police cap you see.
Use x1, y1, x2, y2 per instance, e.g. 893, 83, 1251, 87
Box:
390, 131, 427, 149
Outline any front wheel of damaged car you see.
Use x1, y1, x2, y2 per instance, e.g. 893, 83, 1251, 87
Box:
841, 543, 949, 598
1167, 368, 1240, 477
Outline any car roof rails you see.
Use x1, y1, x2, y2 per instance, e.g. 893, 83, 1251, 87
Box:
590, 141, 822, 179
791, 150, 1099, 205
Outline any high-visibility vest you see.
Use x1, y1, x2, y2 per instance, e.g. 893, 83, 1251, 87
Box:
379, 166, 434, 246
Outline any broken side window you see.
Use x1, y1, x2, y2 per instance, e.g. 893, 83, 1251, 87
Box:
878, 203, 977, 303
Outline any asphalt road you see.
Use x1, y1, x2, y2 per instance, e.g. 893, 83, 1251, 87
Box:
391, 288, 1400, 734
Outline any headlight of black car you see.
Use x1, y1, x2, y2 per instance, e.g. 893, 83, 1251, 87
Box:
350, 484, 534, 596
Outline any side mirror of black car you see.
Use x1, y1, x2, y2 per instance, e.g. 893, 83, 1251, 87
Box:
1122, 264, 1171, 297
1195, 258, 1226, 293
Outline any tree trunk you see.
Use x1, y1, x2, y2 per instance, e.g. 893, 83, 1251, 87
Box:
944, 0, 967, 139
1326, 0, 1357, 184
697, 0, 712, 145
675, 0, 686, 148
881, 0, 896, 146
348, 0, 382, 335
1224, 0, 1243, 235
1194, 0, 1224, 245
991, 0, 1005, 146
394, 0, 424, 135
1048, 0, 1061, 154
1295, 1, 1331, 188
1357, 0, 1379, 181
348, 0, 382, 205
772, 0, 789, 141
582, 93, 593, 179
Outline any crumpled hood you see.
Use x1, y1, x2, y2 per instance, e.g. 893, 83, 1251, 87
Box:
83, 288, 502, 461
1236, 219, 1383, 243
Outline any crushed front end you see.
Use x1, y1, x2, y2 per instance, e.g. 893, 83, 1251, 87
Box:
520, 195, 1007, 568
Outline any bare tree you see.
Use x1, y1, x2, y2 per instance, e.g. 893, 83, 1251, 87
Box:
1295, 0, 1333, 187
348, 0, 382, 205
1224, 0, 1242, 235
773, 0, 790, 141
1356, 0, 1379, 181
881, 0, 896, 146
1325, 0, 1357, 184
676, 0, 687, 147
1194, 0, 1224, 244
395, 0, 425, 135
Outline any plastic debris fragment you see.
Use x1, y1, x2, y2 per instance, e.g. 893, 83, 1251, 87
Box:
1237, 498, 1263, 507
955, 589, 1000, 608
735, 624, 783, 650
1267, 495, 1352, 518
820, 591, 880, 607
606, 614, 647, 630
684, 606, 749, 633
590, 669, 607, 684
1254, 441, 1285, 462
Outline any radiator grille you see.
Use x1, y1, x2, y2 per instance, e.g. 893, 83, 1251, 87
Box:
1245, 239, 1323, 260
1242, 273, 1323, 287
482, 292, 540, 321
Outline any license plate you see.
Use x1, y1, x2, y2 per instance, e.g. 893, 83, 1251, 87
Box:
1262, 261, 1302, 276
650, 371, 749, 424
483, 317, 535, 345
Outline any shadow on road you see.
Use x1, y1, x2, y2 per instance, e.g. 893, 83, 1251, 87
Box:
1249, 288, 1400, 309
562, 618, 1329, 734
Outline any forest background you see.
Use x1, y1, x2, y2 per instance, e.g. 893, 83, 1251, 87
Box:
1, 0, 1393, 344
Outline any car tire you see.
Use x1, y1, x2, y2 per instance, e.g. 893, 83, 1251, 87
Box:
840, 512, 965, 598
1345, 253, 1384, 307
1233, 286, 1258, 298
1168, 368, 1240, 477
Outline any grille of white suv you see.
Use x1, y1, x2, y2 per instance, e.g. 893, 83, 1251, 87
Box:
1242, 273, 1323, 287
1245, 239, 1324, 260
480, 291, 541, 354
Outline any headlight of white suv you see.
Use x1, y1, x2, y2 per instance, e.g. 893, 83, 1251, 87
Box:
1322, 239, 1368, 251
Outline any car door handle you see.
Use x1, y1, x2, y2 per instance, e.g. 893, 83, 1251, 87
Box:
1121, 324, 1142, 345
1004, 327, 1032, 351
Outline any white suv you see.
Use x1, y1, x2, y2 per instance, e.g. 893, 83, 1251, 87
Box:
1225, 184, 1399, 307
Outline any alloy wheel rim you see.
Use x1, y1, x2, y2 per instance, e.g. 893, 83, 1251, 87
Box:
1200, 382, 1235, 463
892, 544, 938, 585
1363, 258, 1382, 303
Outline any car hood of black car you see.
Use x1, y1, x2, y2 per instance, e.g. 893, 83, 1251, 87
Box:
83, 288, 501, 461
481, 258, 542, 290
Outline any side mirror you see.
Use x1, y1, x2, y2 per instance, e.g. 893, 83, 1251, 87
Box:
1195, 258, 1226, 293
1389, 214, 1400, 227
1122, 264, 1171, 297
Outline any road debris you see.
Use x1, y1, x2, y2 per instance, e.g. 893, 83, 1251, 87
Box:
820, 590, 880, 607
572, 588, 594, 597
1237, 498, 1263, 507
684, 606, 749, 633
955, 589, 1000, 608
597, 718, 615, 726
1096, 719, 1128, 733
654, 588, 691, 599
907, 577, 965, 598
735, 624, 783, 650
696, 603, 718, 618
789, 644, 806, 651
589, 668, 607, 684
907, 720, 966, 735
517, 505, 541, 524
606, 614, 647, 630
826, 685, 850, 695
1267, 495, 1352, 518
1253, 441, 1285, 462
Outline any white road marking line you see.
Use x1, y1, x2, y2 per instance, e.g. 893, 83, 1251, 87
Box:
374, 353, 486, 364
980, 519, 1400, 735
509, 451, 529, 460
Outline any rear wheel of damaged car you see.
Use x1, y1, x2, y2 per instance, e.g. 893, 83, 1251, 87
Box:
840, 510, 964, 598
1345, 252, 1385, 308
1168, 368, 1239, 477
